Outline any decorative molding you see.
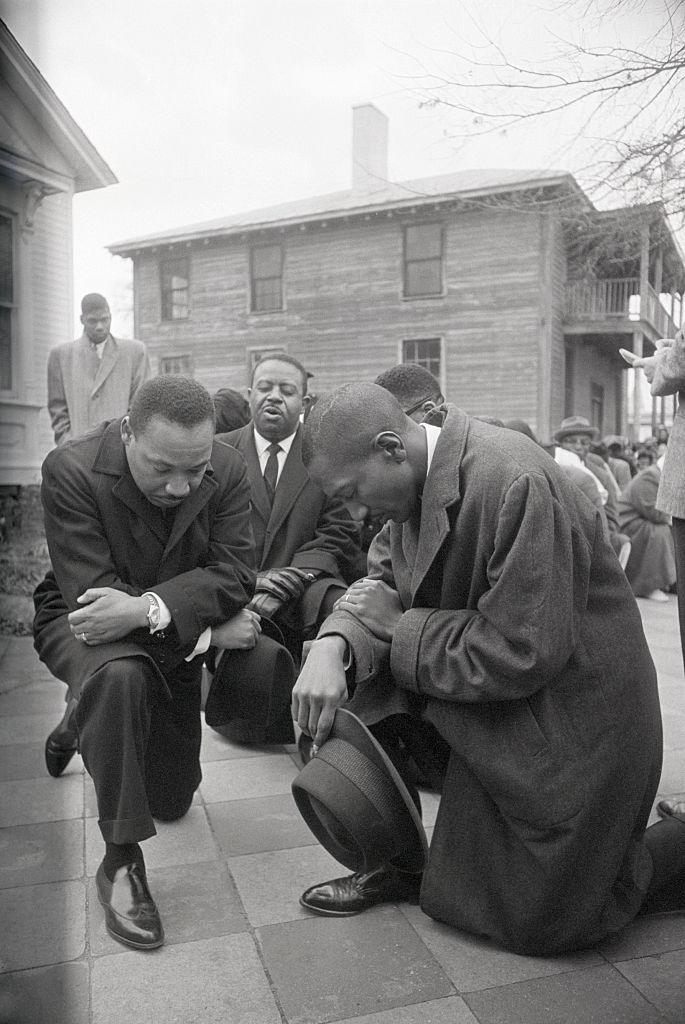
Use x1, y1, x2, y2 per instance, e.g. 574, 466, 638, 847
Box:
20, 181, 51, 238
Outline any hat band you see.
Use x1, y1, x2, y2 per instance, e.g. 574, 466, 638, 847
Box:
301, 737, 417, 863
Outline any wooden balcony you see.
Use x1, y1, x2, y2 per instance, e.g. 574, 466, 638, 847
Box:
565, 277, 677, 340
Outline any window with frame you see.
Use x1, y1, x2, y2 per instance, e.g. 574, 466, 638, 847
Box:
402, 338, 442, 380
403, 223, 443, 298
160, 354, 193, 376
250, 243, 283, 312
0, 214, 13, 391
160, 256, 189, 320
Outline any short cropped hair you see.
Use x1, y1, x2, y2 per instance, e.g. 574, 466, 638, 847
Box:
81, 292, 109, 314
301, 383, 407, 467
374, 364, 443, 409
129, 376, 215, 434
213, 387, 250, 433
251, 353, 308, 395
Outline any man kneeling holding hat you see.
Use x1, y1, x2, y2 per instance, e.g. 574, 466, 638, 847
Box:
291, 383, 685, 955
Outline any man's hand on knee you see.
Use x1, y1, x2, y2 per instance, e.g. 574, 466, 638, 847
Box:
68, 587, 149, 644
292, 635, 348, 748
211, 609, 262, 650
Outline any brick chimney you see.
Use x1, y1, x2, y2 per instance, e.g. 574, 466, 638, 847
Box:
352, 103, 388, 193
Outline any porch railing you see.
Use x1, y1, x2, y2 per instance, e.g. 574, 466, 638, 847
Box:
565, 277, 677, 337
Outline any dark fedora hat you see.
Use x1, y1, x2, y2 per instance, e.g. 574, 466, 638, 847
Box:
553, 415, 599, 443
204, 624, 296, 744
291, 708, 428, 873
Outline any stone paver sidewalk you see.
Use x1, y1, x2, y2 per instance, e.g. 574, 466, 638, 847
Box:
0, 596, 684, 1024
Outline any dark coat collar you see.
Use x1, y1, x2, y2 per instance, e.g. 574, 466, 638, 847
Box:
91, 419, 218, 547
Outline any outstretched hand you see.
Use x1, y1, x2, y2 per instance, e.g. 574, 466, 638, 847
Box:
291, 636, 348, 747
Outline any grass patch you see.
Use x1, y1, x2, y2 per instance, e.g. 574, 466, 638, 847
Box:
0, 487, 50, 636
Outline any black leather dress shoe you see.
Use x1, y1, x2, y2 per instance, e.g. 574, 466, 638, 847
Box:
656, 798, 685, 822
96, 862, 164, 950
300, 863, 422, 917
44, 698, 78, 778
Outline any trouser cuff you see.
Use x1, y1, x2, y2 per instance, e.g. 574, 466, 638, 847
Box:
99, 815, 157, 845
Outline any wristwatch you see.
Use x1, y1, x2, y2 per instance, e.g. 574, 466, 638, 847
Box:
143, 592, 161, 631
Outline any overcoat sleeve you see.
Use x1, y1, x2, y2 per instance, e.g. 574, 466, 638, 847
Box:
316, 522, 396, 687
288, 492, 361, 581
41, 448, 255, 660
129, 342, 152, 405
650, 333, 685, 396
47, 348, 71, 445
390, 473, 595, 703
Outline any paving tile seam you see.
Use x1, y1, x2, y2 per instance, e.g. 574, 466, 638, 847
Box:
611, 959, 675, 1021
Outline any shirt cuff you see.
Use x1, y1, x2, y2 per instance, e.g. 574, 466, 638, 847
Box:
185, 627, 212, 662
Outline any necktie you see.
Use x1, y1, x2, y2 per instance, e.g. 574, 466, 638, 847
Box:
263, 443, 281, 504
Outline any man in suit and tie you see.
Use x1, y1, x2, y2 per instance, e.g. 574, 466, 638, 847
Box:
34, 376, 266, 951
47, 292, 151, 446
207, 354, 360, 747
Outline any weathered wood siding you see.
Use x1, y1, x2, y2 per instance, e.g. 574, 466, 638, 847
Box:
132, 204, 553, 426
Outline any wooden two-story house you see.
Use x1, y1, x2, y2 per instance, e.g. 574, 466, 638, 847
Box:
109, 104, 684, 443
0, 19, 116, 487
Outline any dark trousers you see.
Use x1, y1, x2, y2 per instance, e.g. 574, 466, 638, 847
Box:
75, 657, 202, 844
672, 517, 685, 675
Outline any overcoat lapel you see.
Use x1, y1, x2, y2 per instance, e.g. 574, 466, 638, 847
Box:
264, 429, 308, 560
409, 410, 465, 600
239, 429, 272, 523
91, 336, 118, 396
165, 472, 217, 555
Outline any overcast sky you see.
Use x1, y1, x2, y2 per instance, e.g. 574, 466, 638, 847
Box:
0, 0, 673, 334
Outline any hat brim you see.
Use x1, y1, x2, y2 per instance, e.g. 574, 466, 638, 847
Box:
292, 708, 428, 873
553, 427, 599, 443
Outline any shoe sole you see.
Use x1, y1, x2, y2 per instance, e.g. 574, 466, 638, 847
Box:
299, 895, 363, 917
44, 741, 77, 778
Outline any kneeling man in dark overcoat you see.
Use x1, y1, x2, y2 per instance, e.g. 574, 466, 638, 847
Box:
34, 376, 282, 951
292, 382, 685, 955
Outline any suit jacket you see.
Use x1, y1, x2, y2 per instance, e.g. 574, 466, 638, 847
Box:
649, 333, 685, 519
47, 334, 151, 445
216, 423, 359, 582
319, 408, 661, 954
33, 420, 255, 697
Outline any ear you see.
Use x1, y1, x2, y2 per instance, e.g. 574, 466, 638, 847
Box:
79, 313, 86, 327
120, 416, 133, 446
372, 431, 406, 462
301, 394, 311, 412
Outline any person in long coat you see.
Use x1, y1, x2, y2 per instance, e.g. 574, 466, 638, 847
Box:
618, 460, 676, 600
47, 292, 150, 445
291, 383, 685, 956
206, 354, 360, 745
33, 376, 288, 951
624, 328, 685, 823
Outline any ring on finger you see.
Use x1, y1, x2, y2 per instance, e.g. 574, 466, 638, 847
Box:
77, 632, 87, 642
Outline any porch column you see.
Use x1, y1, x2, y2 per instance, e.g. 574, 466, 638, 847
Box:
631, 330, 643, 444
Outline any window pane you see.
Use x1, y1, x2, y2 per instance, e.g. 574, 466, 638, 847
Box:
405, 224, 442, 259
252, 245, 282, 277
0, 216, 11, 303
402, 338, 441, 380
161, 257, 189, 320
0, 307, 12, 390
405, 259, 442, 296
160, 354, 192, 375
253, 277, 282, 312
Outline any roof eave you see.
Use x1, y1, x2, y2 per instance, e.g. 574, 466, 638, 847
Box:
109, 172, 584, 257
0, 20, 117, 193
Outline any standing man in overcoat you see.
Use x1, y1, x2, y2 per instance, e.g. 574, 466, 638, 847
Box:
291, 383, 685, 955
34, 376, 268, 951
47, 292, 150, 445
623, 328, 685, 823
207, 354, 360, 746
